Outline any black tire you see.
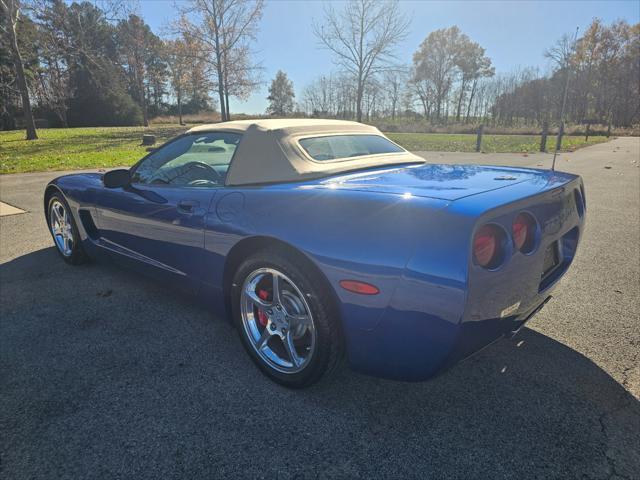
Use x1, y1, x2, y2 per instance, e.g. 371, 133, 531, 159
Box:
46, 193, 88, 265
231, 248, 344, 388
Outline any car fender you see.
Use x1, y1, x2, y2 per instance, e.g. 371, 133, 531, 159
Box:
203, 185, 450, 339
45, 174, 102, 243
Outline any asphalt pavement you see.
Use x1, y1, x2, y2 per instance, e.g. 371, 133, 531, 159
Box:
1, 137, 639, 479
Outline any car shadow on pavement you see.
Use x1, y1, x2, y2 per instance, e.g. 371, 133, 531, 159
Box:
1, 247, 639, 479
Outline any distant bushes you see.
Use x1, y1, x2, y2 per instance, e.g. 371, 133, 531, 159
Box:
68, 89, 143, 127
151, 112, 221, 125
150, 112, 265, 125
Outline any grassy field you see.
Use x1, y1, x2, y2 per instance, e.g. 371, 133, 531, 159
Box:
0, 125, 609, 174
0, 126, 185, 174
386, 132, 608, 154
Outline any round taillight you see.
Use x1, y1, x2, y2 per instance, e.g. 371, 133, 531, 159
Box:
512, 213, 536, 253
473, 225, 503, 268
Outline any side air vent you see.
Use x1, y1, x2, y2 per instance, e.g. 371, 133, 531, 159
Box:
78, 209, 99, 240
574, 189, 585, 218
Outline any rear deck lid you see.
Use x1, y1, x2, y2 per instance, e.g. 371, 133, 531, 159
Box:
313, 163, 556, 201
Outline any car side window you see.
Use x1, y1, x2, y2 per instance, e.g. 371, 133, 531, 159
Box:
131, 132, 241, 187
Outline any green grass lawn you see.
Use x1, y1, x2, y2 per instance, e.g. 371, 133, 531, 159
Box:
0, 126, 609, 174
0, 126, 186, 174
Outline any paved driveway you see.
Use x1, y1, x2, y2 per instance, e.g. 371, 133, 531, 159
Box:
1, 138, 639, 479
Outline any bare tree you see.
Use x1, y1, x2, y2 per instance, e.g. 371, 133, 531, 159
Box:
117, 15, 160, 126
383, 69, 405, 119
544, 32, 576, 69
454, 36, 494, 122
30, 0, 72, 127
544, 30, 577, 123
408, 67, 433, 119
400, 86, 417, 118
362, 76, 382, 120
412, 26, 464, 122
176, 0, 263, 121
165, 38, 190, 125
0, 0, 37, 139
313, 0, 409, 122
223, 42, 262, 115
464, 53, 494, 123
302, 74, 336, 116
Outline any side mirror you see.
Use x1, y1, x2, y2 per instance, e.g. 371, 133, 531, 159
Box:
103, 169, 131, 188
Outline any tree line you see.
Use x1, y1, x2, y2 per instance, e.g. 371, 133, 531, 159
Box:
1, 0, 638, 141
1, 0, 263, 136
303, 11, 639, 132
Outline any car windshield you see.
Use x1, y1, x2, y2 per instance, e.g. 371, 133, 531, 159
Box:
299, 134, 405, 161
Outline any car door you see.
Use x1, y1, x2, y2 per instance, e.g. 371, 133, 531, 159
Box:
94, 131, 242, 292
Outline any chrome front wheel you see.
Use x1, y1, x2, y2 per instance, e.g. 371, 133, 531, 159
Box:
46, 193, 87, 265
49, 199, 74, 257
240, 268, 317, 374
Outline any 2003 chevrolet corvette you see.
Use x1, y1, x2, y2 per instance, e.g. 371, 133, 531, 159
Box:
44, 119, 585, 387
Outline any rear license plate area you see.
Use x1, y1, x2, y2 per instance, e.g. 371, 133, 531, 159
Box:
542, 242, 560, 279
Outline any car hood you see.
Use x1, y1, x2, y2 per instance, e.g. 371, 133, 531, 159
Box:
310, 163, 559, 201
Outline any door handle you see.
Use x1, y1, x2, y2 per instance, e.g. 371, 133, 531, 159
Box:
177, 200, 200, 213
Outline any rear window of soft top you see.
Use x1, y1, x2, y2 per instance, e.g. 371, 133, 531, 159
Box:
299, 134, 405, 161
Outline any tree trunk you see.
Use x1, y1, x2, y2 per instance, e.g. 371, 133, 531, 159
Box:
177, 89, 183, 125
435, 84, 442, 122
355, 11, 364, 123
455, 77, 466, 122
141, 89, 149, 127
213, 37, 226, 120
216, 66, 227, 121
52, 58, 68, 127
465, 79, 478, 124
136, 66, 149, 127
8, 13, 37, 140
356, 79, 363, 123
155, 81, 161, 111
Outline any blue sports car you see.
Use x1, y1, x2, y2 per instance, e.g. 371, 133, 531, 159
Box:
44, 119, 585, 387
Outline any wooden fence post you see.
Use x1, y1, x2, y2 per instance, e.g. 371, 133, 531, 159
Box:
476, 124, 484, 152
540, 121, 548, 152
556, 122, 565, 152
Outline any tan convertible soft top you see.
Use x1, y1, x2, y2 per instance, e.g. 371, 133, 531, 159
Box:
187, 119, 424, 185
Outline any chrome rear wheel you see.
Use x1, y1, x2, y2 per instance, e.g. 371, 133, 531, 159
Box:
240, 268, 317, 374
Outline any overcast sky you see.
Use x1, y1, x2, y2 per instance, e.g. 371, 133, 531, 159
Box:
137, 0, 640, 114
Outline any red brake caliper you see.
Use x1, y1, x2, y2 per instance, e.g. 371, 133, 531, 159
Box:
257, 289, 270, 327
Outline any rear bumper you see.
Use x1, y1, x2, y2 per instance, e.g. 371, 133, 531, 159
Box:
346, 293, 553, 381
439, 294, 552, 371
